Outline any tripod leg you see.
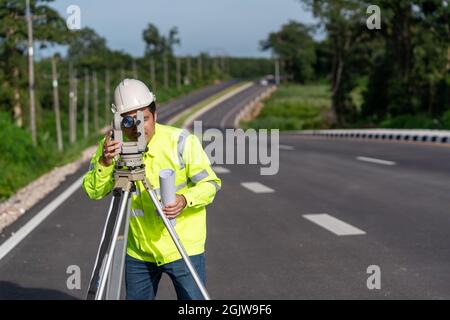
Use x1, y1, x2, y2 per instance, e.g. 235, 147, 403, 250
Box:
96, 189, 131, 300
86, 193, 121, 300
141, 178, 211, 300
116, 193, 132, 297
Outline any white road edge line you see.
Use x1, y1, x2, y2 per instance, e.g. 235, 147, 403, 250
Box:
303, 214, 366, 236
0, 175, 84, 261
241, 182, 274, 193
356, 156, 396, 166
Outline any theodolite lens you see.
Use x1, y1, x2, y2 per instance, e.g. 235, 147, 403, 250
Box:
122, 116, 135, 129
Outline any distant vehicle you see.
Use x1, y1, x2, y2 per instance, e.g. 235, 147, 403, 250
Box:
260, 79, 268, 86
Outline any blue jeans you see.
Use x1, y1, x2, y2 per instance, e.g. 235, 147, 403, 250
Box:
125, 253, 206, 300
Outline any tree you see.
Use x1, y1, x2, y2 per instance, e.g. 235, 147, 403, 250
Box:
0, 0, 68, 127
260, 21, 316, 83
299, 0, 372, 125
362, 0, 449, 121
67, 27, 111, 69
142, 23, 180, 57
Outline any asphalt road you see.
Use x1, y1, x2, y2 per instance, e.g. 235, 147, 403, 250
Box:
0, 80, 237, 300
188, 82, 269, 130
203, 135, 450, 299
1, 82, 450, 299
157, 80, 239, 123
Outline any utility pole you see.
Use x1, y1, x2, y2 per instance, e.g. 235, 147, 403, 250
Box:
104, 69, 110, 126
69, 63, 77, 144
132, 60, 138, 79
197, 55, 202, 82
73, 71, 78, 142
164, 53, 169, 88
51, 55, 63, 151
220, 56, 225, 73
84, 70, 89, 138
186, 56, 191, 85
150, 58, 156, 90
274, 56, 280, 85
93, 71, 99, 132
68, 62, 74, 143
26, 0, 37, 145
176, 57, 181, 89
213, 57, 219, 74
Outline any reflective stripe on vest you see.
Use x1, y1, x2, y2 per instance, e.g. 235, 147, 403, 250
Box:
177, 129, 190, 170
189, 169, 209, 183
208, 180, 221, 192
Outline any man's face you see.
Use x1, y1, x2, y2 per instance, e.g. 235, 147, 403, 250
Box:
121, 106, 157, 144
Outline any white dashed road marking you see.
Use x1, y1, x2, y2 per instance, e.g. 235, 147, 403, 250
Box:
241, 182, 274, 193
303, 213, 366, 236
212, 166, 230, 174
356, 156, 396, 166
279, 144, 294, 150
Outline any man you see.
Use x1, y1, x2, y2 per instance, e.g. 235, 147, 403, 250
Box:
82, 79, 221, 300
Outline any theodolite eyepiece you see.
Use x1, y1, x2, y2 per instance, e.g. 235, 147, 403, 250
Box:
121, 115, 136, 129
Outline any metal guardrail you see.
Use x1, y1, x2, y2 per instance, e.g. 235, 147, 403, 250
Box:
296, 129, 450, 144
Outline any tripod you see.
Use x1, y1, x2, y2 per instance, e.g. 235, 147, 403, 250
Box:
86, 142, 210, 300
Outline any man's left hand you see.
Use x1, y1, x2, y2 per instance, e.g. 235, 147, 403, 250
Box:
163, 195, 187, 219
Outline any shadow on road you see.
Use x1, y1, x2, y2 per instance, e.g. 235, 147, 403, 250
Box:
0, 281, 79, 300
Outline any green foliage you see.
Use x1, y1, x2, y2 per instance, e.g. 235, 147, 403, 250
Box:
294, 0, 450, 127
360, 0, 449, 123
261, 21, 316, 83
0, 0, 70, 127
226, 58, 273, 79
0, 111, 101, 200
379, 114, 439, 129
244, 84, 331, 130
142, 23, 180, 57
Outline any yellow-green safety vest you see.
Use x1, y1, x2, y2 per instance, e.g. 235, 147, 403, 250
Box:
82, 123, 221, 266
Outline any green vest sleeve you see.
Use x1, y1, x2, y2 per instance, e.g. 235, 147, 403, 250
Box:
82, 138, 115, 200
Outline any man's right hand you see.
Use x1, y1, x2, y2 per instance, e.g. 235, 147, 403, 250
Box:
99, 130, 122, 167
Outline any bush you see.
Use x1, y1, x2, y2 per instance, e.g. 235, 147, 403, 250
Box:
440, 110, 450, 129
379, 114, 439, 129
0, 112, 101, 200
244, 84, 331, 131
0, 112, 49, 199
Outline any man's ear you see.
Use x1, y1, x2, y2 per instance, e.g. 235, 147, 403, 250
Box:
153, 112, 157, 122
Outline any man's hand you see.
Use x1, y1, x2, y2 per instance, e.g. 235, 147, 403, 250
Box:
100, 130, 122, 167
163, 195, 187, 219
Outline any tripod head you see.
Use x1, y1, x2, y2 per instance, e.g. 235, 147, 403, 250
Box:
113, 110, 147, 169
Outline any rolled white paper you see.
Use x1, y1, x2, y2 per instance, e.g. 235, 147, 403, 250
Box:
159, 169, 176, 227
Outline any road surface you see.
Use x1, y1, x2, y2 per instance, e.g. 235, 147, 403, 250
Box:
1, 82, 449, 299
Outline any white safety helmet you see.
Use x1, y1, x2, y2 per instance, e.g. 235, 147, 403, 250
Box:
111, 78, 156, 115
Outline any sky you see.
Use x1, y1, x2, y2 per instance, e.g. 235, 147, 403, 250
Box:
46, 0, 318, 58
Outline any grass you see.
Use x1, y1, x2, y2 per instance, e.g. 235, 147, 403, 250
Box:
0, 111, 102, 200
242, 83, 332, 131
